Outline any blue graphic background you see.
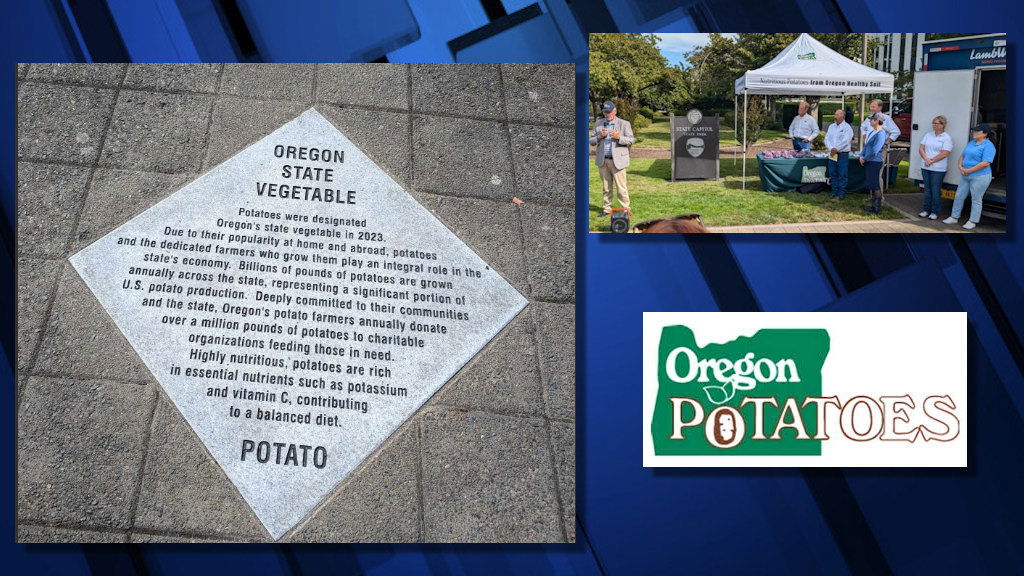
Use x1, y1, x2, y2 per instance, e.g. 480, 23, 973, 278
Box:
3, 1, 1022, 573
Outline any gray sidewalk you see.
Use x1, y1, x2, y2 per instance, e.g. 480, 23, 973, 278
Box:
17, 63, 576, 543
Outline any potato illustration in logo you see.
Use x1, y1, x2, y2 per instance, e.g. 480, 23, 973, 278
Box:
717, 411, 735, 444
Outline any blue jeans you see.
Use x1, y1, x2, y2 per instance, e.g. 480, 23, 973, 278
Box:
921, 169, 945, 214
828, 153, 849, 198
951, 172, 992, 223
792, 138, 811, 151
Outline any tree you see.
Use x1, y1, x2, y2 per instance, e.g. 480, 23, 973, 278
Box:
680, 33, 880, 110
588, 33, 670, 118
925, 33, 984, 41
640, 65, 689, 111
738, 95, 769, 148
681, 33, 744, 109
893, 70, 914, 100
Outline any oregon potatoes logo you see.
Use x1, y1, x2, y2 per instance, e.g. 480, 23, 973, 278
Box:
653, 325, 828, 455
645, 313, 967, 466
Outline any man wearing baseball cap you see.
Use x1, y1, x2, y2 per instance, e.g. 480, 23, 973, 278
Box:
590, 100, 635, 216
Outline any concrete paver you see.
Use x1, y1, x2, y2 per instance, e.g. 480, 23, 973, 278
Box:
123, 63, 221, 93
101, 90, 214, 173
16, 258, 62, 374
26, 63, 125, 86
318, 105, 412, 188
420, 410, 562, 542
509, 123, 575, 206
317, 63, 409, 110
412, 64, 505, 119
428, 310, 545, 416
501, 63, 575, 126
417, 193, 529, 295
17, 83, 116, 164
204, 96, 309, 168
520, 204, 575, 302
287, 423, 420, 542
73, 169, 191, 251
413, 115, 513, 201
18, 376, 155, 530
533, 302, 576, 422
220, 63, 314, 101
134, 399, 267, 540
17, 162, 92, 256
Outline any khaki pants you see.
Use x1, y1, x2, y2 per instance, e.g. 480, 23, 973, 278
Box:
599, 160, 629, 212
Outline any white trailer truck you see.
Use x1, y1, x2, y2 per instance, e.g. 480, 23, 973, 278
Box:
908, 34, 1006, 219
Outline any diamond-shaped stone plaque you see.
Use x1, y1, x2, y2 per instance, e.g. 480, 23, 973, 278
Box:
70, 108, 527, 539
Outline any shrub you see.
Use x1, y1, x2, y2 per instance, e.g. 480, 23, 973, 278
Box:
818, 102, 841, 117
638, 106, 655, 120
812, 132, 826, 151
613, 98, 638, 122
780, 103, 799, 126
738, 96, 769, 148
611, 99, 650, 130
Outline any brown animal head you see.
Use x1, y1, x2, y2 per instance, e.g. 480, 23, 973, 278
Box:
632, 214, 710, 233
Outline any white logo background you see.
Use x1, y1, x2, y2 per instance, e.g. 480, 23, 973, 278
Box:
643, 312, 968, 468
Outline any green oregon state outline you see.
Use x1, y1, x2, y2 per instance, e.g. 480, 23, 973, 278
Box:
652, 325, 830, 456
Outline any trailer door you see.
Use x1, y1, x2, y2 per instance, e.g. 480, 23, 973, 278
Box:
909, 69, 975, 187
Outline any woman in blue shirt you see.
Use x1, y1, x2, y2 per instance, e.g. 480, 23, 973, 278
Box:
943, 123, 997, 230
859, 114, 886, 215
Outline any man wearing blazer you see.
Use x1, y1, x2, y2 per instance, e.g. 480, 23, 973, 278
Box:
591, 100, 635, 216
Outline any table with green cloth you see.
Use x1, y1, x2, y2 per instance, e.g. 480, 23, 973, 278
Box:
756, 153, 867, 193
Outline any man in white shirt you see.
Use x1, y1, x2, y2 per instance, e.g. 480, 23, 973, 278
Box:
824, 109, 854, 200
859, 99, 901, 144
788, 102, 819, 151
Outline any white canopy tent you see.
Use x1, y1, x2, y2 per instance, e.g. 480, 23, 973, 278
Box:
733, 34, 895, 189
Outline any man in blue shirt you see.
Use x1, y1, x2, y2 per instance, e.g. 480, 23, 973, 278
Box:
943, 123, 997, 230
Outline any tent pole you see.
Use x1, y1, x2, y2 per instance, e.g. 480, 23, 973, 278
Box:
860, 32, 868, 152
884, 91, 894, 194
859, 95, 866, 152
743, 90, 748, 190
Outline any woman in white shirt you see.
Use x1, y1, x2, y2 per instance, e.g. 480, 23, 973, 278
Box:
918, 115, 953, 219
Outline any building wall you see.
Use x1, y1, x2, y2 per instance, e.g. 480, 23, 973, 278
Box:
871, 33, 926, 73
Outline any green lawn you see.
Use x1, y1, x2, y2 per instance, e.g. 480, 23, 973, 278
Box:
600, 114, 789, 149
589, 157, 913, 231
719, 126, 789, 147
632, 115, 672, 148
